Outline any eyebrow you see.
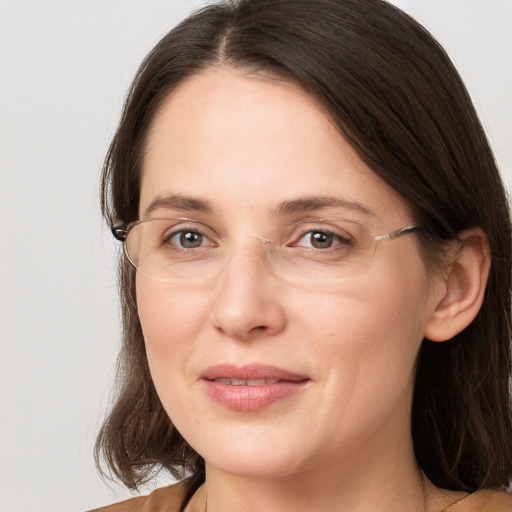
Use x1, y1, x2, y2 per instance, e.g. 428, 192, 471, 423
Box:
271, 196, 377, 218
143, 193, 375, 220
143, 193, 214, 218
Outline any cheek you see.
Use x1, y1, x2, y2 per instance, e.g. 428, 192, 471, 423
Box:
296, 256, 431, 386
135, 279, 216, 433
136, 279, 210, 376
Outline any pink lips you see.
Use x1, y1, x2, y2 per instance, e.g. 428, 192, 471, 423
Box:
201, 363, 309, 412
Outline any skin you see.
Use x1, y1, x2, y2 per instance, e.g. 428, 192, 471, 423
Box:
137, 68, 471, 512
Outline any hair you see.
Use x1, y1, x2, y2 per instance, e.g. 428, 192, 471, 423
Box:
96, 0, 512, 503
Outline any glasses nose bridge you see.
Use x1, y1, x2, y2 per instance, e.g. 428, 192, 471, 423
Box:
220, 231, 277, 273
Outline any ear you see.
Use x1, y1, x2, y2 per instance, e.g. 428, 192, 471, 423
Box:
424, 227, 491, 342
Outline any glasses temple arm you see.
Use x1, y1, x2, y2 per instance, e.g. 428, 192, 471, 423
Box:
374, 225, 420, 242
111, 221, 128, 242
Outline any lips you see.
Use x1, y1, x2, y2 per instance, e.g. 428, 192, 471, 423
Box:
201, 363, 309, 412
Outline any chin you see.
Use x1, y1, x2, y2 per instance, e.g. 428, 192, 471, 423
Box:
189, 425, 310, 479
207, 453, 301, 479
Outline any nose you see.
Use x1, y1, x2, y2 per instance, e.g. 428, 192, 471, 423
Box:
211, 243, 287, 340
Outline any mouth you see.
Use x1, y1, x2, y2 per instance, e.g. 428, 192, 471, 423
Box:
200, 363, 309, 412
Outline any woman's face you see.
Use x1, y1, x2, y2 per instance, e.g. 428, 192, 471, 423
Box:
137, 69, 442, 479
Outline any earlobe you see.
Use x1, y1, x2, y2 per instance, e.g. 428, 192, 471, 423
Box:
424, 227, 491, 342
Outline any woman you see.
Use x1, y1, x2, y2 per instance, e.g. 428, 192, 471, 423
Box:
93, 0, 512, 510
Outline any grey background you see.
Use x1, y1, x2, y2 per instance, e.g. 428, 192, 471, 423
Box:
1, 1, 510, 511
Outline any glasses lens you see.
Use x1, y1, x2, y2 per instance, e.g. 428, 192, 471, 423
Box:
268, 219, 376, 284
124, 218, 378, 283
125, 218, 220, 280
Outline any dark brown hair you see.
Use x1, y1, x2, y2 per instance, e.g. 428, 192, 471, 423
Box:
96, 0, 512, 501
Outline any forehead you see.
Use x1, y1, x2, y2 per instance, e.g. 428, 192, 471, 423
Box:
140, 68, 411, 225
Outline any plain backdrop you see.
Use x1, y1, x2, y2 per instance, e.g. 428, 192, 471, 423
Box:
1, 1, 510, 511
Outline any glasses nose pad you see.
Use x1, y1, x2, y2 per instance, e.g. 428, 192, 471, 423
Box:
245, 234, 278, 270
255, 236, 272, 245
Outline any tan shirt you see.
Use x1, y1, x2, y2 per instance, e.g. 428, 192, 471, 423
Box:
89, 482, 512, 512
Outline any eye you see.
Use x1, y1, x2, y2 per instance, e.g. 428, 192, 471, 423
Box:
294, 230, 352, 250
166, 229, 212, 249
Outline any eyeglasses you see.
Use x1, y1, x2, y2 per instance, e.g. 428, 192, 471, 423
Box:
112, 217, 419, 284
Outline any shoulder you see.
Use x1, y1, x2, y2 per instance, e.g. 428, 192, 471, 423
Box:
443, 489, 512, 512
87, 481, 187, 512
